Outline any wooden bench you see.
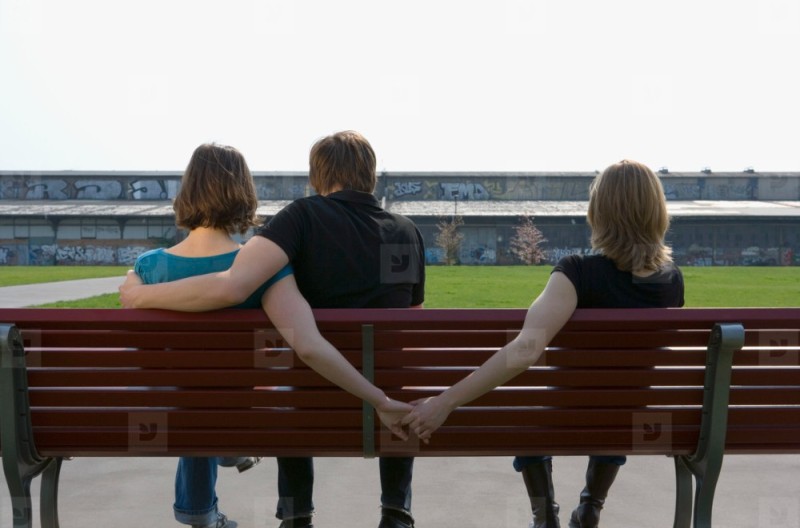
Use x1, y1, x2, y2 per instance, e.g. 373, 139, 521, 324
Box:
2, 307, 799, 528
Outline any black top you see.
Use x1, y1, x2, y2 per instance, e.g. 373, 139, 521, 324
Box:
554, 254, 684, 308
256, 190, 425, 308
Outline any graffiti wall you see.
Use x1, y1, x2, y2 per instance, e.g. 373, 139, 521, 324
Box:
387, 176, 593, 201
0, 241, 154, 265
662, 178, 759, 200
3, 172, 800, 202
385, 174, 800, 201
0, 173, 314, 201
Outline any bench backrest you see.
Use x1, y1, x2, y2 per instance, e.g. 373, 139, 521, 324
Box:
1, 308, 798, 458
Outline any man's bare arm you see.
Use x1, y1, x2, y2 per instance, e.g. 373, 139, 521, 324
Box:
120, 236, 289, 311
262, 276, 411, 438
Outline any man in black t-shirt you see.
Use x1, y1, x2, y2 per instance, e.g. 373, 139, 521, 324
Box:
258, 133, 424, 528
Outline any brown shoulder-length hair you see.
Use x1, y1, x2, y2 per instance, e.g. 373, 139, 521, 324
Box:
173, 143, 260, 235
308, 130, 377, 195
587, 160, 672, 272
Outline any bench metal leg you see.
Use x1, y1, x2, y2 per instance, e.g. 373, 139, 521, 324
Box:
673, 456, 693, 528
2, 323, 60, 528
673, 453, 722, 528
670, 323, 743, 528
40, 457, 64, 528
692, 453, 723, 528
6, 472, 34, 528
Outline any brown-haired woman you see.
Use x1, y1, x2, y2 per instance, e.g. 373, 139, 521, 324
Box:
134, 143, 292, 528
401, 160, 684, 528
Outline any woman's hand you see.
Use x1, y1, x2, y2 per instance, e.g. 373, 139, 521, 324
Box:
375, 397, 413, 441
400, 395, 455, 442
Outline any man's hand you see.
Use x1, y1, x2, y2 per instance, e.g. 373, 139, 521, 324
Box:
400, 395, 454, 442
375, 397, 413, 441
119, 270, 143, 308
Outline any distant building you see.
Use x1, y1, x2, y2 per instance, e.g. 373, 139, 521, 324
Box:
1, 170, 798, 266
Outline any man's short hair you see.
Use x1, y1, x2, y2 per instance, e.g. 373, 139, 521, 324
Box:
309, 130, 377, 195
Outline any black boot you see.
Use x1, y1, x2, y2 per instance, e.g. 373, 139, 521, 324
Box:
521, 459, 560, 528
568, 460, 620, 528
378, 507, 414, 528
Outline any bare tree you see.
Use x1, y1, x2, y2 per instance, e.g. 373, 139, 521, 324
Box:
509, 216, 547, 265
435, 216, 464, 265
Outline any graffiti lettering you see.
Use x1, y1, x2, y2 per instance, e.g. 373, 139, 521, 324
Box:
545, 247, 594, 264
129, 180, 175, 200
55, 245, 116, 264
461, 244, 496, 264
75, 180, 124, 200
118, 246, 148, 266
393, 181, 423, 198
439, 183, 490, 201
29, 244, 58, 265
663, 182, 702, 200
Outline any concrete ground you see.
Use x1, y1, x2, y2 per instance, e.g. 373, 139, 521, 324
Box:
1, 278, 799, 527
0, 276, 124, 308
2, 455, 799, 527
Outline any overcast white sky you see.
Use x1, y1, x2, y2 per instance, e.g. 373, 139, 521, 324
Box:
1, 0, 798, 172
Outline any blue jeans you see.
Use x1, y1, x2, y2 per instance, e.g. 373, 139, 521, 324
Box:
513, 455, 627, 472
276, 456, 414, 520
174, 457, 219, 526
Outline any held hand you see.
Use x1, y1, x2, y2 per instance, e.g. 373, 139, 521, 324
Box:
401, 396, 454, 442
119, 270, 143, 308
375, 397, 413, 441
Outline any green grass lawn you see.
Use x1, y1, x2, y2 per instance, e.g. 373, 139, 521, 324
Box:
0, 266, 128, 287
24, 265, 800, 308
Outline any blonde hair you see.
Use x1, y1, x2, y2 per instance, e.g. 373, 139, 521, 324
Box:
587, 160, 672, 272
173, 143, 260, 235
309, 130, 377, 195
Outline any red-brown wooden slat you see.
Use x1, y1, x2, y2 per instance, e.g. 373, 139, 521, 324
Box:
728, 388, 800, 405
729, 369, 800, 385
5, 307, 799, 332
33, 429, 362, 448
372, 348, 711, 368
374, 368, 709, 387
31, 409, 362, 428
387, 388, 706, 407
27, 348, 798, 373
32, 348, 361, 368
27, 369, 337, 387
29, 389, 363, 408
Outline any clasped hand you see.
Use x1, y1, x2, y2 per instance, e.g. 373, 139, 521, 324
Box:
376, 395, 452, 444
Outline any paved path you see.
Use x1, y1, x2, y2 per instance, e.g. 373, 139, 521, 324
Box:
0, 279, 799, 526
0, 276, 123, 307
2, 455, 799, 527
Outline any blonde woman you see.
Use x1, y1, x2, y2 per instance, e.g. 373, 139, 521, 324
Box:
401, 160, 684, 528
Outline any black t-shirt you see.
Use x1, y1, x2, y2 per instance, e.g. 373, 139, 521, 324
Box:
256, 190, 425, 309
554, 254, 684, 308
